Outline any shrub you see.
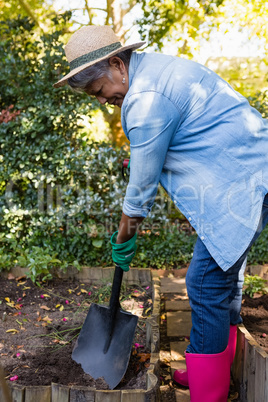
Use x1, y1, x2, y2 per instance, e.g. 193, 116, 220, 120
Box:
1, 16, 268, 281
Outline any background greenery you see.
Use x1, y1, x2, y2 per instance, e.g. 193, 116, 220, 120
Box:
1, 1, 268, 282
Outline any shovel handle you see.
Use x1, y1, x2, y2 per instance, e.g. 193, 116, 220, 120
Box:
109, 264, 123, 312
103, 265, 123, 354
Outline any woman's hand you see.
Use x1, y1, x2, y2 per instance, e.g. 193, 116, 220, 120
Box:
110, 212, 144, 271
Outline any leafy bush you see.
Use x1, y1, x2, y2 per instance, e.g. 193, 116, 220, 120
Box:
0, 16, 268, 282
243, 274, 268, 298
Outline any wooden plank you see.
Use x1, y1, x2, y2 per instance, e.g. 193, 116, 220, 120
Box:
69, 386, 95, 402
255, 347, 268, 402
25, 386, 51, 402
0, 365, 12, 402
94, 390, 121, 402
145, 371, 160, 401
121, 389, 145, 402
51, 383, 69, 402
10, 385, 25, 402
232, 325, 245, 397
244, 338, 256, 402
138, 269, 151, 287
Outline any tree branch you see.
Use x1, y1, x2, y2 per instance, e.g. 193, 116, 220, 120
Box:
17, 0, 41, 28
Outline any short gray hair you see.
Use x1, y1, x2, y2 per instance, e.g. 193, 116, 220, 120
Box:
68, 49, 133, 92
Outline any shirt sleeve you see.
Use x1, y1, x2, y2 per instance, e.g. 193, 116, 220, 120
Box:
122, 91, 181, 217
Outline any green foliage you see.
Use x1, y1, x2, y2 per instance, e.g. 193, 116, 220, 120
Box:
206, 58, 268, 98
248, 90, 268, 119
243, 274, 268, 298
247, 225, 268, 265
23, 246, 62, 284
1, 15, 268, 281
136, 0, 224, 55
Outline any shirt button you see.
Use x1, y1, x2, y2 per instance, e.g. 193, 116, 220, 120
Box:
188, 217, 192, 221
201, 236, 205, 240
174, 200, 177, 204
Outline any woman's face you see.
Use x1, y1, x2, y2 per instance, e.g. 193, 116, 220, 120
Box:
87, 57, 129, 108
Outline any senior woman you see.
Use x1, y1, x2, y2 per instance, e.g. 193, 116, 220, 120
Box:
54, 26, 268, 401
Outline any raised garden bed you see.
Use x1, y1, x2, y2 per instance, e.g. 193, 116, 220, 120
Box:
232, 264, 268, 402
232, 324, 268, 402
0, 268, 161, 402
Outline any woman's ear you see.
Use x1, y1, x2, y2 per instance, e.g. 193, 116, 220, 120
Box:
109, 56, 125, 74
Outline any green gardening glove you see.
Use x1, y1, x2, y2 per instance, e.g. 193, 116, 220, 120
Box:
110, 231, 137, 272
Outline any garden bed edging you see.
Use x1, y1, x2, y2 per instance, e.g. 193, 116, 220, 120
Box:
232, 323, 268, 402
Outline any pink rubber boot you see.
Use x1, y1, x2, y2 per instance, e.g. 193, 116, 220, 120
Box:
173, 325, 237, 387
186, 346, 230, 402
228, 324, 237, 366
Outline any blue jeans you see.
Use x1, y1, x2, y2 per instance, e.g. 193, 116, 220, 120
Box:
186, 193, 268, 354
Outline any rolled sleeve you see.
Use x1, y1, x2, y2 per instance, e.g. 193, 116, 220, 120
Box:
122, 91, 181, 217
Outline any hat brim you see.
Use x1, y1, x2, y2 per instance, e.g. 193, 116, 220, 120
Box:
53, 42, 145, 88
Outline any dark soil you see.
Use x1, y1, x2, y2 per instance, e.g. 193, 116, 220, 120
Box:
240, 293, 268, 352
0, 274, 152, 390
1, 271, 267, 398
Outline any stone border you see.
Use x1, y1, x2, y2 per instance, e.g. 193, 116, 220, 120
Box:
232, 324, 268, 402
1, 267, 161, 402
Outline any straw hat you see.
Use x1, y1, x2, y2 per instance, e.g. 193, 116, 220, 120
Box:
53, 25, 145, 88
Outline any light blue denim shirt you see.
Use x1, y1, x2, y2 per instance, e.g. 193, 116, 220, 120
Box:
121, 52, 268, 271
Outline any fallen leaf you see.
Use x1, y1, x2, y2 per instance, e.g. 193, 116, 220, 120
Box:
132, 291, 142, 298
6, 302, 15, 308
16, 276, 26, 281
80, 289, 88, 293
17, 281, 26, 286
6, 329, 19, 334
55, 304, 61, 308
42, 294, 50, 298
59, 305, 64, 311
40, 305, 51, 311
5, 297, 10, 303
42, 315, 52, 322
137, 353, 151, 362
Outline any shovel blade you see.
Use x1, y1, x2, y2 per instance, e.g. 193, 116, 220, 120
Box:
72, 303, 138, 389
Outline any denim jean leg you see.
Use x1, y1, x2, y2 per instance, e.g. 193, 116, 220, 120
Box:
186, 238, 231, 354
228, 257, 247, 326
229, 193, 268, 324
186, 193, 268, 355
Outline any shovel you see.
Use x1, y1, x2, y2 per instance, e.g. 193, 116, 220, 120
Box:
72, 264, 138, 389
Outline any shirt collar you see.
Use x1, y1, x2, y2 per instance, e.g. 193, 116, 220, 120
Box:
128, 51, 145, 88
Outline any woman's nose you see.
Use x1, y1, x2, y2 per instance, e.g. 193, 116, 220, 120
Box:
96, 96, 107, 105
